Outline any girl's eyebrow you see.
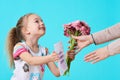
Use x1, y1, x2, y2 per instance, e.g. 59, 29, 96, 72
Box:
34, 18, 43, 21
34, 18, 39, 20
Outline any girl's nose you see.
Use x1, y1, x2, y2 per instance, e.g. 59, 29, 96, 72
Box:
40, 22, 44, 25
40, 22, 44, 26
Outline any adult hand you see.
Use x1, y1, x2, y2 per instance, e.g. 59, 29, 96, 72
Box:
72, 35, 93, 53
84, 47, 110, 64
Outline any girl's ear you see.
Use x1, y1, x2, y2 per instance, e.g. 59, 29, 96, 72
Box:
26, 30, 30, 35
22, 27, 30, 35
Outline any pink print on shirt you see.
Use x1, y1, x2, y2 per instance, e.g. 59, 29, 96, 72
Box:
40, 65, 44, 72
13, 47, 28, 59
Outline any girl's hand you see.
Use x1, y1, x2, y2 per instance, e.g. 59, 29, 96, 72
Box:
72, 35, 93, 53
67, 50, 76, 61
84, 47, 110, 64
49, 52, 59, 62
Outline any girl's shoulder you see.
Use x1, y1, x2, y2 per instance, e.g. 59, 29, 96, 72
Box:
13, 42, 28, 59
14, 42, 26, 49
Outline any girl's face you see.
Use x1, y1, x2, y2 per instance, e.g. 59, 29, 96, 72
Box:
25, 14, 46, 38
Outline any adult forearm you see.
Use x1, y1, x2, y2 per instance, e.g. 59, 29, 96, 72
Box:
92, 23, 120, 45
106, 39, 120, 56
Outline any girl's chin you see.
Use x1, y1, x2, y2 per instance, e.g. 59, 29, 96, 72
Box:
39, 32, 45, 37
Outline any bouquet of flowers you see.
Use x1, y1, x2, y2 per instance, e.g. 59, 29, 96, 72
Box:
63, 20, 90, 75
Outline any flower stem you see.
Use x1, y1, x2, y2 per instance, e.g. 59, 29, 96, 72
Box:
64, 31, 79, 75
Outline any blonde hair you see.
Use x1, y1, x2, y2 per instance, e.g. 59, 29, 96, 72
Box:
6, 13, 34, 68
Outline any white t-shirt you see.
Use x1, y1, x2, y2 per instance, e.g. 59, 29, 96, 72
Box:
11, 42, 47, 80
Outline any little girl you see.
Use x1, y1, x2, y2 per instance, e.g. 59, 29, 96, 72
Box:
7, 13, 75, 80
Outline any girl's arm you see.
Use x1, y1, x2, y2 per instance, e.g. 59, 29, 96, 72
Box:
20, 52, 58, 66
45, 48, 60, 77
47, 62, 60, 77
46, 48, 75, 77
14, 44, 59, 66
92, 23, 120, 45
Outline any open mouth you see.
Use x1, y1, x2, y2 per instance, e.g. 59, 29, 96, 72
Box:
38, 27, 45, 30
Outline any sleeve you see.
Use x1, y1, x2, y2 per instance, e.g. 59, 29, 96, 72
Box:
45, 48, 50, 56
92, 23, 120, 45
13, 44, 28, 59
106, 39, 120, 55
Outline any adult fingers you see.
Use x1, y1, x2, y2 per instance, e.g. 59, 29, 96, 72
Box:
84, 52, 96, 61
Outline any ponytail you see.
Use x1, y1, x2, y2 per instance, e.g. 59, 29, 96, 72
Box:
6, 13, 34, 68
6, 27, 21, 68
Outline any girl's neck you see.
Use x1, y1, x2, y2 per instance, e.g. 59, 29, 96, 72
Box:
25, 37, 39, 53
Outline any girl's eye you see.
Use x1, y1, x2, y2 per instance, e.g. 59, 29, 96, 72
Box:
35, 20, 39, 23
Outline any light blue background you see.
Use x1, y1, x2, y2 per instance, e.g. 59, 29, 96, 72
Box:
1, 0, 120, 80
